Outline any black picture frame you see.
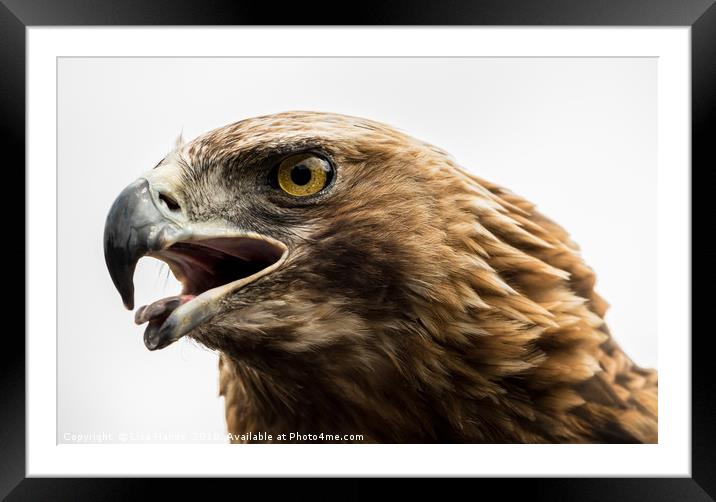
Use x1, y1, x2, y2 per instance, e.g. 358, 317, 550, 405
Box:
2, 0, 710, 499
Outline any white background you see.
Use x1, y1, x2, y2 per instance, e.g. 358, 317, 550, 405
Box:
29, 27, 689, 476
57, 56, 657, 443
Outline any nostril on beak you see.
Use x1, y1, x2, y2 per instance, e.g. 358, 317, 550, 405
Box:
158, 192, 181, 212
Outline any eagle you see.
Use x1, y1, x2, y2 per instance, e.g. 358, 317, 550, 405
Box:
104, 111, 657, 443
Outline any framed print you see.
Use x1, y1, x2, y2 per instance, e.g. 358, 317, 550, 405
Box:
4, 0, 711, 498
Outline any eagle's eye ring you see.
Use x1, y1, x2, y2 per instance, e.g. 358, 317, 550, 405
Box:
273, 153, 334, 197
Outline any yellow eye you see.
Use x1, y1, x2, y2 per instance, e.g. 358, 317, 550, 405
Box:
276, 154, 332, 197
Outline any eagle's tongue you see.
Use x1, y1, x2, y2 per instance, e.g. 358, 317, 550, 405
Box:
135, 295, 195, 326
135, 295, 196, 350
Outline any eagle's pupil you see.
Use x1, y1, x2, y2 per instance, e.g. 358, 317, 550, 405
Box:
290, 165, 312, 186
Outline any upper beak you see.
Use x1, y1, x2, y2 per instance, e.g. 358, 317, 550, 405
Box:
103, 178, 184, 310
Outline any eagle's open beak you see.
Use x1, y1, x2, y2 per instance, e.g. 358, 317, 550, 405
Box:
104, 178, 288, 350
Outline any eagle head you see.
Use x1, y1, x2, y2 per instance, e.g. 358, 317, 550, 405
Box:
104, 111, 657, 443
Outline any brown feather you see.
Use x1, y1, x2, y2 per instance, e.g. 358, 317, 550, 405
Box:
175, 112, 657, 443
